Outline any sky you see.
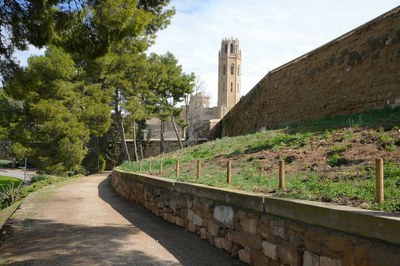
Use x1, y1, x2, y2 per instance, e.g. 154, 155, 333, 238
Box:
14, 1, 400, 106
147, 1, 400, 106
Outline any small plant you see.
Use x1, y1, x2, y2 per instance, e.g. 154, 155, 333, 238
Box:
0, 181, 22, 208
328, 143, 349, 155
30, 174, 50, 183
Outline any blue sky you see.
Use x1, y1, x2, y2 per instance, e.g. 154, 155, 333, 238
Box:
15, 1, 400, 106
148, 1, 400, 105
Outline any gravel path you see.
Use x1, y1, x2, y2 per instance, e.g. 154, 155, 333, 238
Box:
0, 174, 244, 265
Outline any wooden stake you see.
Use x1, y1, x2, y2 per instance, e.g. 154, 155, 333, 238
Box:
375, 158, 384, 203
149, 160, 152, 174
227, 161, 232, 184
159, 161, 163, 175
197, 160, 201, 178
279, 160, 285, 189
176, 160, 180, 177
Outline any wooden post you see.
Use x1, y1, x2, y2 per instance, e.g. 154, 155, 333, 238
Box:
375, 158, 384, 203
176, 160, 180, 177
139, 161, 142, 172
159, 161, 163, 175
279, 160, 285, 189
197, 160, 201, 178
227, 161, 232, 184
149, 160, 152, 174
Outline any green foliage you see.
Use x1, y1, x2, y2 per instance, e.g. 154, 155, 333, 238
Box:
30, 174, 50, 183
0, 180, 23, 209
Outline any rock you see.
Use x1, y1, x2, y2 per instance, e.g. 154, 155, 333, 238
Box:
304, 230, 327, 254
251, 249, 270, 266
207, 232, 215, 246
215, 237, 222, 249
247, 235, 262, 250
232, 231, 247, 247
187, 209, 194, 222
208, 220, 220, 237
240, 217, 258, 235
324, 235, 349, 254
214, 205, 234, 228
188, 221, 196, 233
222, 239, 233, 253
262, 241, 278, 260
200, 228, 207, 239
278, 245, 302, 266
269, 219, 288, 240
320, 256, 342, 266
303, 250, 320, 266
175, 217, 185, 227
238, 249, 252, 264
231, 244, 240, 257
193, 213, 203, 226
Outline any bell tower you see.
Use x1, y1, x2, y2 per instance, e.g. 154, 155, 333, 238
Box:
217, 37, 241, 118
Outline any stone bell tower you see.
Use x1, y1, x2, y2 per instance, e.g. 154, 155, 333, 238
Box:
217, 37, 241, 118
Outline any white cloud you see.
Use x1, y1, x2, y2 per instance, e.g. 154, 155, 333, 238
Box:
149, 1, 400, 105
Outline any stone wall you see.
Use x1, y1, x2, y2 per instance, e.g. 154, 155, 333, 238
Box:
213, 6, 400, 138
111, 170, 400, 266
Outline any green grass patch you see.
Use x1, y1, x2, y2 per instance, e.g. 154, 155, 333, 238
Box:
117, 107, 400, 212
0, 176, 22, 191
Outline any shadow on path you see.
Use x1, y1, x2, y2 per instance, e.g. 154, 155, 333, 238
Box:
98, 176, 245, 266
1, 219, 178, 265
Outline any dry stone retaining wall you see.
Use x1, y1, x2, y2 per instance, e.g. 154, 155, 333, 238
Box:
111, 170, 400, 266
211, 6, 400, 138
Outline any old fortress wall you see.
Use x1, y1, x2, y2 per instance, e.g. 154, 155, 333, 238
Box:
212, 6, 400, 138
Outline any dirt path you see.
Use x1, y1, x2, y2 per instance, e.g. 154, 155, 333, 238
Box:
0, 174, 244, 265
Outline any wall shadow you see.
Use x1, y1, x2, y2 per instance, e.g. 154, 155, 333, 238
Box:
98, 176, 245, 266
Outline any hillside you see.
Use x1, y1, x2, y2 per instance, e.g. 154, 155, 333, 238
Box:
120, 107, 400, 212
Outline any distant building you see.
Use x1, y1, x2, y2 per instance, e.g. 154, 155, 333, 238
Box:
128, 38, 242, 157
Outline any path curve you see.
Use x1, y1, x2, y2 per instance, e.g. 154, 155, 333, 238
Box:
0, 174, 244, 265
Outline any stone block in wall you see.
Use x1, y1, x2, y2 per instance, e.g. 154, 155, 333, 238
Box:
222, 239, 233, 253
232, 231, 247, 247
324, 234, 349, 254
207, 232, 215, 246
304, 229, 328, 254
200, 228, 207, 240
278, 245, 302, 266
262, 241, 278, 260
240, 217, 258, 235
247, 235, 263, 251
175, 217, 185, 227
164, 213, 175, 224
214, 205, 234, 228
238, 249, 252, 265
290, 230, 304, 249
208, 220, 220, 237
250, 249, 270, 266
269, 219, 289, 240
193, 213, 203, 226
303, 250, 320, 266
187, 209, 194, 222
320, 256, 342, 266
231, 244, 239, 257
188, 221, 196, 233
215, 237, 222, 249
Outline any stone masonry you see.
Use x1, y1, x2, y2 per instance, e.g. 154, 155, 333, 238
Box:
210, 6, 400, 138
111, 171, 400, 266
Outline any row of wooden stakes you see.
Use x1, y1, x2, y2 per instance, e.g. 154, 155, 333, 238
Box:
134, 158, 386, 204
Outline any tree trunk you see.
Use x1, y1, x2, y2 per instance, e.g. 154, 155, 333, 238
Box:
120, 120, 131, 162
171, 117, 184, 149
160, 120, 165, 155
132, 122, 139, 161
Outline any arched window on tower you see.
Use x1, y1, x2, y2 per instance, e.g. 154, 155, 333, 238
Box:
230, 43, 234, 53
224, 44, 228, 54
236, 45, 238, 53
238, 65, 240, 76
230, 82, 233, 92
223, 64, 226, 75
230, 63, 234, 75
